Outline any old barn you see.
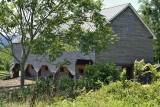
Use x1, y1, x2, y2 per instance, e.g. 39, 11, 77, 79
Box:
12, 3, 155, 79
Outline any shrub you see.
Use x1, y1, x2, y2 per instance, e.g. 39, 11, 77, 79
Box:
84, 61, 120, 90
4, 62, 11, 72
120, 68, 127, 82
0, 50, 11, 71
3, 78, 56, 105
134, 59, 159, 84
54, 76, 75, 98
52, 80, 160, 107
0, 65, 5, 71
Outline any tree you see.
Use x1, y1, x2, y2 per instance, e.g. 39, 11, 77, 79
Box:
139, 0, 160, 62
0, 49, 11, 72
0, 0, 115, 88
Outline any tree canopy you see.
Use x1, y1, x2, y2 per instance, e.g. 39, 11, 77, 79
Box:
139, 0, 160, 62
0, 0, 115, 88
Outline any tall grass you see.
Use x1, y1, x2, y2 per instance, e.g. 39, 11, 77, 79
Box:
3, 80, 160, 107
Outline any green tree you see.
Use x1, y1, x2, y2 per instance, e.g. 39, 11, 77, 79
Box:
0, 0, 115, 88
139, 0, 160, 62
0, 49, 11, 72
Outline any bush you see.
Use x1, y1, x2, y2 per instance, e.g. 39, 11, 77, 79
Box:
3, 78, 56, 106
84, 61, 120, 90
0, 65, 5, 71
55, 76, 75, 98
0, 50, 11, 72
52, 80, 160, 107
134, 59, 159, 84
120, 68, 127, 82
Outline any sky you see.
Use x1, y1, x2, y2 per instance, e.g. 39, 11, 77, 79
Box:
103, 0, 140, 10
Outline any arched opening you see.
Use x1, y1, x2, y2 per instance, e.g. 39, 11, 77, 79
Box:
55, 66, 73, 79
12, 63, 20, 78
38, 65, 53, 78
122, 65, 133, 80
25, 64, 37, 77
75, 59, 93, 77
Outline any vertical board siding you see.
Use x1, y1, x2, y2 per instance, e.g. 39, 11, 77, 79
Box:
96, 7, 154, 65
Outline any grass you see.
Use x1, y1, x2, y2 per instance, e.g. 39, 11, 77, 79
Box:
3, 80, 160, 107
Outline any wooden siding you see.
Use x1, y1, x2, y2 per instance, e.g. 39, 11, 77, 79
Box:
96, 7, 154, 65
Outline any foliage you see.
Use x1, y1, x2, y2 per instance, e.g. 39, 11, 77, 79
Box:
120, 68, 127, 82
134, 59, 160, 83
4, 80, 160, 107
1, 65, 160, 107
139, 0, 160, 62
0, 0, 115, 88
0, 71, 10, 80
84, 61, 120, 90
54, 76, 75, 98
1, 77, 84, 106
52, 80, 160, 107
3, 79, 56, 103
1, 61, 120, 106
0, 65, 5, 71
0, 50, 12, 72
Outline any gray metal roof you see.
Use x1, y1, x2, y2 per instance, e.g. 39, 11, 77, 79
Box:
100, 3, 129, 21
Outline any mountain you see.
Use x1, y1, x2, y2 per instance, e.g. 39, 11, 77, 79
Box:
0, 35, 20, 46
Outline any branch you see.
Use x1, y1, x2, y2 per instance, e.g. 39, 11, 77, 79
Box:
33, 0, 63, 37
0, 4, 21, 26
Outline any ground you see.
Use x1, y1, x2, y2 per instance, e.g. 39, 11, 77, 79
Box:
0, 78, 34, 88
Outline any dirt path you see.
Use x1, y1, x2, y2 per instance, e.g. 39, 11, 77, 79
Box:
0, 78, 34, 88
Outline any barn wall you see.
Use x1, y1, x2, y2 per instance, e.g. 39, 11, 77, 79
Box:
96, 7, 154, 65
12, 43, 95, 76
13, 43, 22, 63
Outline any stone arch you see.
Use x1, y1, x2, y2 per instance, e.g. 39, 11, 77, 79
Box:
54, 66, 73, 79
75, 59, 93, 76
12, 63, 20, 78
38, 65, 53, 77
25, 64, 37, 77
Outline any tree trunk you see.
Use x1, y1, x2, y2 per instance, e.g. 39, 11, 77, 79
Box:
20, 63, 25, 89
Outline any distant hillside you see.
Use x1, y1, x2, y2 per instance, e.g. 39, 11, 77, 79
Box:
0, 48, 11, 71
0, 35, 20, 46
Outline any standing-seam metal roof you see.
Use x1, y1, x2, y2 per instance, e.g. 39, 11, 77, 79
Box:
100, 3, 129, 21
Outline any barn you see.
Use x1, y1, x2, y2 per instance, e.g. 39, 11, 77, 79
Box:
12, 3, 155, 79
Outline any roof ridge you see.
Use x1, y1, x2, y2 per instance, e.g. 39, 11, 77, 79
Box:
102, 3, 130, 10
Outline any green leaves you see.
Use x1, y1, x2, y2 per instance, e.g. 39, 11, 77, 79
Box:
0, 0, 115, 61
139, 0, 160, 62
0, 0, 115, 88
134, 59, 159, 83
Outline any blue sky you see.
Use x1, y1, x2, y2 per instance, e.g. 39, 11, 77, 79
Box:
103, 0, 140, 10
